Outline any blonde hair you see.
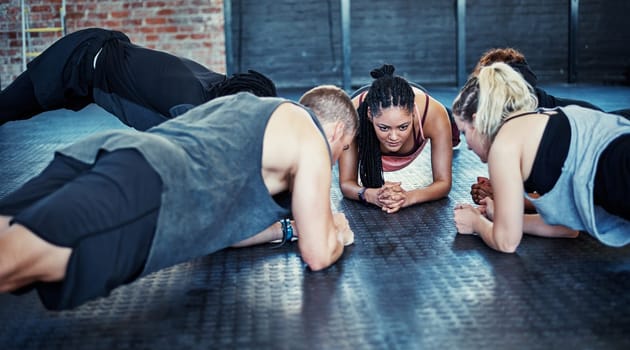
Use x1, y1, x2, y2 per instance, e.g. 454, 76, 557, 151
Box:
474, 62, 537, 140
299, 85, 358, 137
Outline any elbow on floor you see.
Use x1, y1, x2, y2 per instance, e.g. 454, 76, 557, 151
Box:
303, 255, 334, 272
496, 242, 518, 254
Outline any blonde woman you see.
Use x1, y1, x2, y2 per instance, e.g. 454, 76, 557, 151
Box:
452, 62, 630, 253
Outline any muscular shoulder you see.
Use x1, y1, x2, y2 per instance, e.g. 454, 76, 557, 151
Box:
266, 103, 324, 145
261, 102, 331, 194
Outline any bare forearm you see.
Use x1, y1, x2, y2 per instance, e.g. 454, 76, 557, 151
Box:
307, 230, 344, 271
299, 213, 353, 271
523, 214, 579, 238
472, 215, 510, 252
340, 181, 381, 208
475, 214, 576, 252
405, 180, 451, 207
340, 181, 366, 202
231, 221, 283, 248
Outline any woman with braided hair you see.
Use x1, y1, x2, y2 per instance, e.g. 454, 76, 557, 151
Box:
1, 27, 277, 130
338, 64, 454, 213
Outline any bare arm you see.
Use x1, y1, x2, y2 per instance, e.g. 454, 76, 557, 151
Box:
523, 214, 580, 238
338, 94, 386, 208
338, 134, 393, 208
456, 126, 579, 252
293, 124, 353, 271
230, 221, 283, 247
257, 104, 352, 269
453, 137, 526, 252
474, 139, 528, 252
402, 97, 453, 207
338, 139, 368, 201
339, 95, 378, 204
294, 155, 345, 270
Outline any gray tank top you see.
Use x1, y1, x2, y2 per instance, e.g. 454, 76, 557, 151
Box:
524, 105, 630, 246
58, 92, 330, 275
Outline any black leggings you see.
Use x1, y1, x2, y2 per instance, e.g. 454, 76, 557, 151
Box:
609, 109, 630, 120
0, 72, 44, 125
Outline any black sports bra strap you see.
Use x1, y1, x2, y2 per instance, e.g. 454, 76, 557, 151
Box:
420, 93, 429, 126
502, 111, 539, 124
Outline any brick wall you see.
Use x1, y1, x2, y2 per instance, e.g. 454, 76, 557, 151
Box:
0, 0, 225, 89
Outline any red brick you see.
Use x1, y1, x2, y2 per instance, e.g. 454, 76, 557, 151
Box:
111, 11, 130, 19
156, 26, 178, 33
122, 19, 143, 27
145, 2, 167, 8
139, 27, 156, 34
157, 9, 175, 16
145, 17, 166, 25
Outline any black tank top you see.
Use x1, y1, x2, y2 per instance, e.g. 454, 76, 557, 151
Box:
511, 109, 629, 220
523, 110, 571, 195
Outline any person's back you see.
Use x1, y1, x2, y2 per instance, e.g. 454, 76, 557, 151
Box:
0, 86, 358, 310
1, 27, 278, 130
472, 47, 604, 111
92, 39, 226, 129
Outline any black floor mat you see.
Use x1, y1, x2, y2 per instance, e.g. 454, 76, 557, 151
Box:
1, 86, 629, 349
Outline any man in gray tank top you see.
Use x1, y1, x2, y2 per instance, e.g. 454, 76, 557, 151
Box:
0, 85, 358, 310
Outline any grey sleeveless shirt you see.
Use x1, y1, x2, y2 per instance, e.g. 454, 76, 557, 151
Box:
525, 105, 630, 246
58, 92, 330, 275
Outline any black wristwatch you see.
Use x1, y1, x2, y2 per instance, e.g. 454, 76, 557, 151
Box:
358, 187, 367, 203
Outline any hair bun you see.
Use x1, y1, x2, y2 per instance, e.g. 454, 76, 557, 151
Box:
370, 64, 396, 79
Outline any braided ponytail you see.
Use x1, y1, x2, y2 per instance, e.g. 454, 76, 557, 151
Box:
213, 70, 277, 98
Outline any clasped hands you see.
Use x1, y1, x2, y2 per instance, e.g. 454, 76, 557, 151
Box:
454, 176, 495, 233
470, 176, 493, 204
375, 181, 407, 214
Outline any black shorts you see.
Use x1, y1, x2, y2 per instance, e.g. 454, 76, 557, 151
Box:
594, 133, 630, 221
0, 149, 162, 310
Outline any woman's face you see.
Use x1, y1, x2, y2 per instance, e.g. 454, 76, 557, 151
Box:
454, 114, 489, 163
370, 106, 414, 153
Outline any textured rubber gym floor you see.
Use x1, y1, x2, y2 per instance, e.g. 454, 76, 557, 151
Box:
0, 84, 629, 349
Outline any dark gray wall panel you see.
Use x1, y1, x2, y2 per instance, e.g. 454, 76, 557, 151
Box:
466, 0, 569, 83
578, 0, 630, 84
350, 0, 457, 87
232, 0, 343, 88
229, 0, 630, 88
